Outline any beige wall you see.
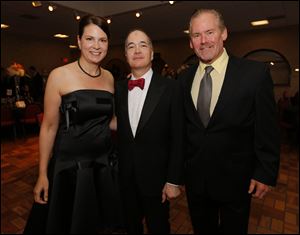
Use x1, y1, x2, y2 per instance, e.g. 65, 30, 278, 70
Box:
2, 25, 298, 101
104, 25, 299, 101
227, 26, 299, 101
1, 33, 72, 75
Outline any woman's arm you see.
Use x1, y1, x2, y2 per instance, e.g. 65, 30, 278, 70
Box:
109, 115, 117, 131
33, 69, 62, 204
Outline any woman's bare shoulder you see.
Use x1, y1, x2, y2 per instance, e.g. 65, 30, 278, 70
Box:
101, 68, 115, 93
48, 62, 77, 83
101, 68, 114, 81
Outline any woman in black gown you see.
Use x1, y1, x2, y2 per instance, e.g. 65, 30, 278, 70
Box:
24, 15, 122, 234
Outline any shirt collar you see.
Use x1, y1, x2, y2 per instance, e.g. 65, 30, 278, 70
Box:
199, 48, 229, 74
131, 68, 153, 81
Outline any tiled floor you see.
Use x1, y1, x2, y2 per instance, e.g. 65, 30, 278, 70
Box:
1, 134, 299, 234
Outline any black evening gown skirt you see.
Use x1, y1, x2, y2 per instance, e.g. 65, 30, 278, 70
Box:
23, 90, 124, 234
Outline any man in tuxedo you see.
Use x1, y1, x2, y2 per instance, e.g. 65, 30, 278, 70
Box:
178, 9, 280, 234
115, 29, 184, 234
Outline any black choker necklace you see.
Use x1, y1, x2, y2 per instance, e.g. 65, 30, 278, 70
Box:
77, 59, 101, 78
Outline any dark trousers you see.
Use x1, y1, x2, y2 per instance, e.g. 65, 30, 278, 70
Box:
186, 189, 251, 234
120, 182, 170, 234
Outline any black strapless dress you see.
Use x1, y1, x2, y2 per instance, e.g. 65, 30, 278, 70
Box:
24, 90, 123, 234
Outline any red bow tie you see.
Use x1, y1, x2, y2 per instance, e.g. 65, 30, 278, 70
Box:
128, 78, 145, 91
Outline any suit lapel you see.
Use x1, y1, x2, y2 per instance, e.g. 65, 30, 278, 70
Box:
208, 56, 242, 126
183, 64, 204, 129
136, 72, 165, 136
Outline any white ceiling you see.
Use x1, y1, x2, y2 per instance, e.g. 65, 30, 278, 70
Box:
1, 1, 299, 46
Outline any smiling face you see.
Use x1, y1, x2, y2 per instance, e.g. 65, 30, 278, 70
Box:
189, 11, 227, 64
77, 23, 108, 64
125, 30, 154, 72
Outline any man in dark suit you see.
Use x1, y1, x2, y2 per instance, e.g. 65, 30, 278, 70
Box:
115, 29, 184, 234
178, 9, 280, 234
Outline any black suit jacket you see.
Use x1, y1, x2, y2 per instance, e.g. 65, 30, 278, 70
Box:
115, 72, 184, 196
179, 55, 280, 201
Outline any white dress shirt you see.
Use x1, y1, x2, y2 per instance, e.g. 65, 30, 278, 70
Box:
128, 68, 153, 137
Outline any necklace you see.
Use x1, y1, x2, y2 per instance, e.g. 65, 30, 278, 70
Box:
77, 59, 101, 78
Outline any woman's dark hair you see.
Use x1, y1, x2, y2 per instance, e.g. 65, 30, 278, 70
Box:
78, 15, 110, 39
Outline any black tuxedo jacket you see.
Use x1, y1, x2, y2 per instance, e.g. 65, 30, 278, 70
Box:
115, 72, 184, 196
179, 55, 280, 201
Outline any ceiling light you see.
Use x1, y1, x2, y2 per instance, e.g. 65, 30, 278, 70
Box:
169, 1, 175, 4
107, 18, 111, 24
135, 12, 141, 18
74, 11, 80, 20
183, 30, 189, 34
54, 34, 69, 38
270, 62, 274, 66
295, 68, 299, 72
48, 5, 56, 12
69, 45, 78, 49
251, 20, 269, 26
1, 24, 9, 29
31, 1, 42, 7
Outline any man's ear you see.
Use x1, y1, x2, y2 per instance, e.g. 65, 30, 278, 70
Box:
77, 35, 81, 50
189, 40, 193, 49
222, 27, 228, 41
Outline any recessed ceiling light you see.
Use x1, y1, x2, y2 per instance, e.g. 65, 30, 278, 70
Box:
183, 30, 189, 34
107, 19, 111, 24
31, 1, 42, 7
251, 20, 269, 26
135, 12, 141, 18
48, 5, 56, 12
74, 11, 80, 20
69, 45, 78, 48
54, 34, 69, 38
295, 68, 299, 72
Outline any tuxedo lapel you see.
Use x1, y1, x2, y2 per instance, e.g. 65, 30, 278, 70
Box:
136, 73, 165, 136
119, 79, 134, 139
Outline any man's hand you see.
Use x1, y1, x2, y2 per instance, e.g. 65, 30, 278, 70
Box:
162, 183, 181, 203
248, 179, 272, 199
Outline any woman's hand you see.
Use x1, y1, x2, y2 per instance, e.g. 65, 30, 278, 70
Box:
33, 175, 49, 204
162, 183, 181, 203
